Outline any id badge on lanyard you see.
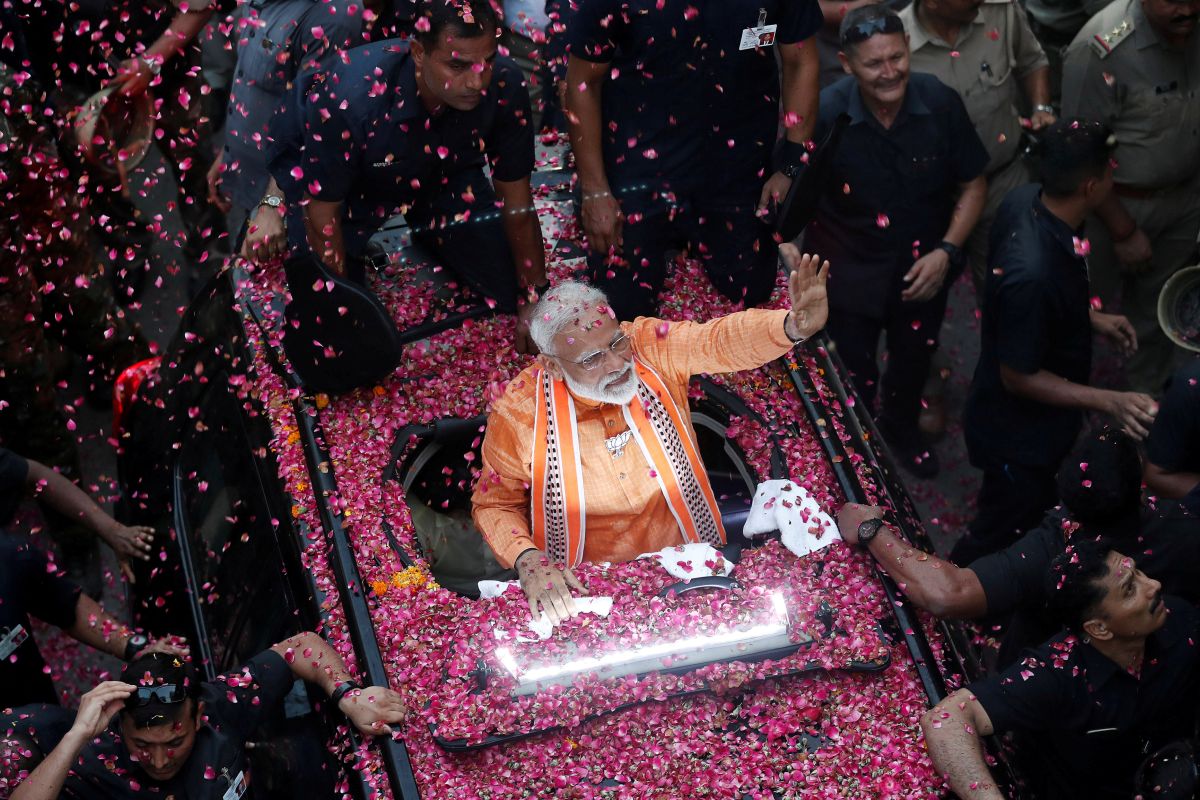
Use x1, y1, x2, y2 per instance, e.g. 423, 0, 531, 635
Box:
221, 769, 248, 800
0, 625, 29, 660
740, 7, 779, 50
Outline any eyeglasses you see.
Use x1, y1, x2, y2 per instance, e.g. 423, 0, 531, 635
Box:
126, 684, 188, 707
559, 333, 632, 371
840, 14, 906, 46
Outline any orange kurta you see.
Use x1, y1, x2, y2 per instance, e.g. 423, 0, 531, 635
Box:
471, 308, 795, 567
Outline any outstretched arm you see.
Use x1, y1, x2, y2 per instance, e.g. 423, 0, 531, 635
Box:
25, 460, 154, 581
837, 504, 987, 619
270, 631, 407, 736
921, 689, 1005, 800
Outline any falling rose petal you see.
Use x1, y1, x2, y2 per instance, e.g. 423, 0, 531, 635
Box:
875, 213, 890, 229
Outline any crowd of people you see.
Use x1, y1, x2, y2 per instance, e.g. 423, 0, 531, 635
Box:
1, 0, 1199, 795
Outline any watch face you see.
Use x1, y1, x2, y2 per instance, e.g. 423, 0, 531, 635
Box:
858, 518, 883, 542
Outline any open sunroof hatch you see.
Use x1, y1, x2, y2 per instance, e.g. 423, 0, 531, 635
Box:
427, 548, 891, 752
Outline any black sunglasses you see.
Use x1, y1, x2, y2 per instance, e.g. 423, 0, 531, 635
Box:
126, 684, 188, 707
841, 15, 906, 46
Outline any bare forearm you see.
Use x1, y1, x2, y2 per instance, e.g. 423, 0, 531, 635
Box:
1094, 191, 1136, 237
271, 631, 354, 695
867, 529, 987, 618
496, 179, 547, 289
27, 462, 118, 541
1001, 366, 1110, 412
303, 198, 346, 275
922, 703, 1005, 800
11, 731, 87, 800
944, 178, 986, 247
780, 42, 818, 144
1022, 66, 1051, 109
565, 58, 610, 193
68, 595, 133, 660
145, 6, 215, 65
1144, 463, 1200, 499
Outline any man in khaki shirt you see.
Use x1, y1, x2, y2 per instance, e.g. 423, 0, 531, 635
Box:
1063, 0, 1200, 393
901, 0, 1055, 292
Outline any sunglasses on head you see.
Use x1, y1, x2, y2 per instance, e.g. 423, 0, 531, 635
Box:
126, 684, 188, 707
841, 14, 906, 46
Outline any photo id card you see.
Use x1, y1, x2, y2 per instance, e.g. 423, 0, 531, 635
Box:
740, 24, 778, 50
0, 625, 28, 660
222, 770, 248, 800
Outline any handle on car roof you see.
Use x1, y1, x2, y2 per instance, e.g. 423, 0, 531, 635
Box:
657, 576, 740, 597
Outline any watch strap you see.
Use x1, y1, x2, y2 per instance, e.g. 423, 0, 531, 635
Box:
857, 517, 886, 546
124, 634, 149, 661
330, 680, 363, 707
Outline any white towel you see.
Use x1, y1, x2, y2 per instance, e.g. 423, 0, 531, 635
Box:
527, 597, 615, 640
637, 542, 734, 580
743, 479, 841, 558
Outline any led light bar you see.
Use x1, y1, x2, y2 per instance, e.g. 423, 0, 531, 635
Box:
494, 592, 807, 696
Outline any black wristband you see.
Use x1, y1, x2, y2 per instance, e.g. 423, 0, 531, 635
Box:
774, 139, 808, 174
783, 313, 807, 345
514, 547, 541, 568
330, 680, 363, 707
123, 633, 149, 661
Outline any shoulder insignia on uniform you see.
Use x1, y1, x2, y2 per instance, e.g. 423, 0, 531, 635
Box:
1088, 17, 1133, 58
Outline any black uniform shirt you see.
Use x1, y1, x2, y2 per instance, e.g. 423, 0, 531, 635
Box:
566, 0, 822, 199
0, 448, 28, 529
971, 597, 1200, 799
964, 183, 1093, 470
804, 72, 988, 317
972, 500, 1200, 616
1145, 358, 1200, 475
62, 650, 295, 799
271, 39, 534, 260
0, 538, 81, 708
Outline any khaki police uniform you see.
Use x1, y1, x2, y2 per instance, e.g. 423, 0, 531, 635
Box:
1063, 0, 1200, 393
901, 0, 1049, 291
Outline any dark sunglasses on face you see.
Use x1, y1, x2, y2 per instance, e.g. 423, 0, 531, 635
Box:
126, 684, 188, 707
840, 14, 906, 46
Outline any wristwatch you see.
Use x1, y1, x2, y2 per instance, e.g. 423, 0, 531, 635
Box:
856, 518, 886, 547
140, 56, 161, 76
937, 240, 965, 268
259, 194, 285, 210
1034, 103, 1055, 115
124, 633, 150, 661
330, 679, 363, 707
781, 162, 804, 179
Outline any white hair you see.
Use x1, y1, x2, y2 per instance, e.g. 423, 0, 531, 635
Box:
528, 280, 611, 356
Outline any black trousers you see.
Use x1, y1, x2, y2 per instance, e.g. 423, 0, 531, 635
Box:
586, 186, 777, 320
952, 462, 1058, 565
825, 282, 952, 441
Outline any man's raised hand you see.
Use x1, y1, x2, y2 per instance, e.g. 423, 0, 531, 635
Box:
70, 682, 135, 742
783, 244, 831, 342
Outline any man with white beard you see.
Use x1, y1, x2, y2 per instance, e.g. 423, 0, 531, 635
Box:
472, 245, 831, 624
